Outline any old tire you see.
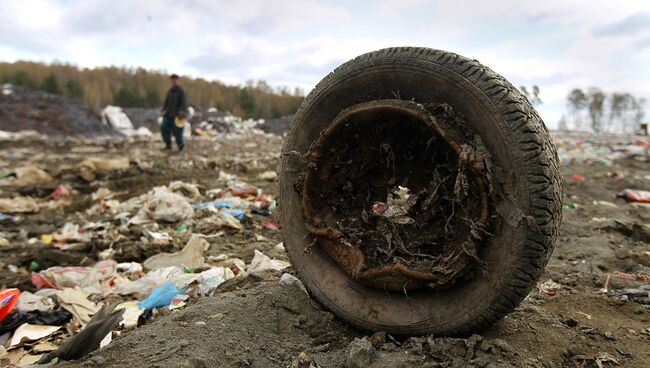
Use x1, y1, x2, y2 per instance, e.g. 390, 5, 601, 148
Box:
279, 47, 562, 335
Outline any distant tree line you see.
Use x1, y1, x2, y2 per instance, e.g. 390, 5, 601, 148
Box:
563, 88, 646, 133
0, 61, 304, 119
519, 85, 646, 133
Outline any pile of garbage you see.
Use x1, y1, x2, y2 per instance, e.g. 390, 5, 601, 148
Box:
0, 84, 291, 140
0, 241, 289, 365
101, 106, 153, 138
191, 108, 292, 139
119, 106, 282, 139
0, 171, 288, 365
555, 132, 649, 166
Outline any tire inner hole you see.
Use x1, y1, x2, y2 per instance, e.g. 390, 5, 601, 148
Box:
303, 101, 490, 290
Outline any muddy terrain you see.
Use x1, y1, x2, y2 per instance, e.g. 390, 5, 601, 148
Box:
0, 129, 649, 368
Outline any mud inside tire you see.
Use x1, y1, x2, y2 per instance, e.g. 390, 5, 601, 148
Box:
279, 47, 562, 335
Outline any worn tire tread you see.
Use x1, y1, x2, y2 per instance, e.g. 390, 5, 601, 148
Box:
282, 47, 562, 336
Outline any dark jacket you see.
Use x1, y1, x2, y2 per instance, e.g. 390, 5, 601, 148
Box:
162, 85, 187, 118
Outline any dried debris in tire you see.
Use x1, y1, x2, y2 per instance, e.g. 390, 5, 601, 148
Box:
300, 100, 496, 291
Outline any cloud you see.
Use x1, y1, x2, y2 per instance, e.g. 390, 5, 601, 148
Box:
1, 0, 649, 128
593, 10, 650, 37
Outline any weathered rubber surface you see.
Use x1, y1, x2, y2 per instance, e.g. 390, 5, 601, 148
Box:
279, 47, 562, 335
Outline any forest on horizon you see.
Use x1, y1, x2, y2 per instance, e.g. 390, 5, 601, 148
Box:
0, 60, 304, 119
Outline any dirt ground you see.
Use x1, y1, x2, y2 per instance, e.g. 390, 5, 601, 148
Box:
1, 130, 649, 368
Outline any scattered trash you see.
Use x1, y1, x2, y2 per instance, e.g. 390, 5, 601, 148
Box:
9, 323, 60, 348
15, 291, 54, 313
102, 105, 136, 136
248, 250, 290, 274
130, 188, 194, 224
194, 267, 235, 296
169, 294, 189, 310
0, 308, 72, 335
31, 260, 116, 289
230, 187, 258, 198
116, 301, 143, 329
48, 222, 92, 250
258, 170, 277, 181
0, 212, 22, 223
79, 157, 130, 181
0, 288, 20, 323
1, 118, 646, 364
613, 271, 650, 282
114, 266, 193, 298
537, 279, 561, 296
146, 231, 172, 246
1, 166, 53, 188
49, 185, 71, 201
608, 171, 625, 179
138, 283, 185, 311
0, 196, 40, 213
593, 200, 618, 208
609, 286, 650, 297
91, 187, 114, 201
143, 235, 208, 271
280, 273, 307, 294
617, 189, 650, 203
56, 287, 99, 326
215, 211, 243, 230
169, 181, 201, 198
261, 220, 280, 230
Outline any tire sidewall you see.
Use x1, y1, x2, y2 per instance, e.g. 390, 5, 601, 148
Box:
280, 48, 555, 335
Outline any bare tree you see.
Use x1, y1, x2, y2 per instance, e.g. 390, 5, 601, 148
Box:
519, 85, 542, 106
558, 115, 568, 131
632, 97, 647, 133
567, 89, 587, 130
532, 85, 542, 105
608, 92, 627, 133
587, 88, 606, 132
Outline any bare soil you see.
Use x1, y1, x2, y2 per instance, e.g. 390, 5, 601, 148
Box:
1, 131, 649, 368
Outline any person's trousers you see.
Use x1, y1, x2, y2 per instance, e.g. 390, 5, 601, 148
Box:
161, 116, 184, 149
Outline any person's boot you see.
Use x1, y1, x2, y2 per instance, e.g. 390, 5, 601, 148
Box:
162, 145, 171, 151
178, 143, 185, 152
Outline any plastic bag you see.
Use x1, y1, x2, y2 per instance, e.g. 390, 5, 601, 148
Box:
143, 235, 207, 271
248, 250, 290, 273
130, 188, 194, 224
31, 260, 116, 289
138, 283, 185, 311
114, 267, 195, 298
618, 189, 650, 203
195, 267, 235, 297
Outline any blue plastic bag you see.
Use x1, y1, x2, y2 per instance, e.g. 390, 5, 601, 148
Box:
222, 209, 245, 220
192, 200, 235, 210
138, 283, 185, 310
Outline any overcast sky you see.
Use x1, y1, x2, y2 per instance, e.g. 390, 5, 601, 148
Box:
1, 0, 649, 127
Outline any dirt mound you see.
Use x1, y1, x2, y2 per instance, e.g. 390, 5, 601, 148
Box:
0, 87, 116, 137
123, 107, 161, 133
58, 281, 533, 368
259, 115, 293, 135
59, 281, 350, 368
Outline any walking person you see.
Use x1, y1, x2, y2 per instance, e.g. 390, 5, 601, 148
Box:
161, 74, 188, 151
